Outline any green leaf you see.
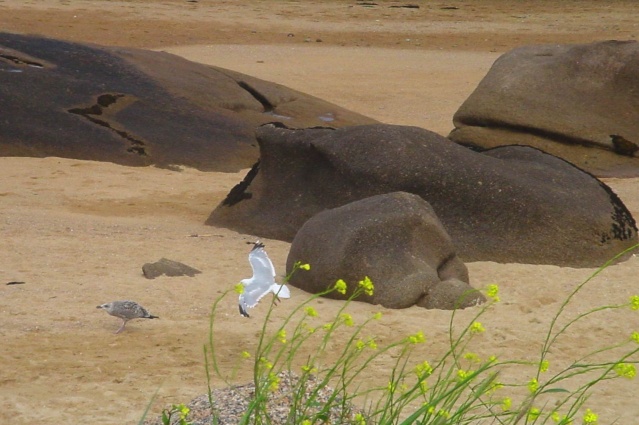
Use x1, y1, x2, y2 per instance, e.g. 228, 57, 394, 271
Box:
539, 387, 570, 394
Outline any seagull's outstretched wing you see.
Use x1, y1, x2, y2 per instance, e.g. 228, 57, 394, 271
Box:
248, 242, 276, 283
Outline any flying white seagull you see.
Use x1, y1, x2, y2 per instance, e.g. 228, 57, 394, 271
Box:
97, 300, 158, 334
239, 241, 291, 318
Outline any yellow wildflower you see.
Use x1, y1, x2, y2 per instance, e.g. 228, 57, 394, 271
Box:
583, 408, 598, 424
241, 351, 251, 359
358, 276, 375, 296
528, 377, 539, 393
527, 407, 541, 422
367, 339, 378, 350
301, 364, 317, 374
355, 340, 365, 351
340, 313, 354, 326
299, 263, 311, 271
614, 362, 636, 379
268, 372, 280, 391
456, 369, 469, 381
354, 413, 366, 425
276, 329, 287, 344
304, 306, 318, 317
501, 397, 512, 412
334, 279, 347, 294
540, 359, 550, 372
464, 352, 481, 363
373, 312, 382, 320
486, 284, 500, 302
632, 331, 639, 344
437, 410, 450, 419
407, 330, 426, 344
234, 283, 244, 294
630, 295, 639, 310
259, 357, 273, 370
414, 360, 433, 379
322, 323, 333, 331
469, 321, 485, 334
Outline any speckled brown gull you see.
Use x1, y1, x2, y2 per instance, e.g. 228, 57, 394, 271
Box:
97, 300, 158, 334
238, 241, 290, 318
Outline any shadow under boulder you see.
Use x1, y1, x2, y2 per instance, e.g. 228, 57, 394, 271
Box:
208, 123, 637, 267
286, 192, 484, 310
0, 32, 375, 172
449, 40, 639, 178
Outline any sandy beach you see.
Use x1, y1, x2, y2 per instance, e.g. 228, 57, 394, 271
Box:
1, 1, 639, 423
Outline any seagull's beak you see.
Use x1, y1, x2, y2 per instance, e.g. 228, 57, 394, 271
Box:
96, 305, 103, 309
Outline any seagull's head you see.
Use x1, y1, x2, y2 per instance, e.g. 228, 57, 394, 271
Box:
97, 303, 112, 311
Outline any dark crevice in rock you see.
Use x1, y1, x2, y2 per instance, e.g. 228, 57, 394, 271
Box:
0, 53, 44, 68
221, 160, 260, 207
68, 94, 148, 156
237, 81, 274, 112
455, 118, 613, 153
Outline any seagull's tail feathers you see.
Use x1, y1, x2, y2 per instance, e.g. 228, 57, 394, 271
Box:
271, 284, 291, 299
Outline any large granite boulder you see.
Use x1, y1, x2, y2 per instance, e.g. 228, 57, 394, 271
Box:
449, 40, 639, 178
286, 192, 484, 310
208, 123, 637, 267
0, 32, 375, 172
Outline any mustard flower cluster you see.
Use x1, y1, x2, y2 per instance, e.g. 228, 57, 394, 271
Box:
540, 359, 550, 372
301, 364, 317, 374
340, 313, 355, 327
276, 329, 287, 344
528, 377, 539, 393
304, 306, 318, 317
486, 284, 500, 302
355, 338, 377, 351
469, 321, 486, 334
267, 372, 280, 392
414, 360, 433, 379
334, 279, 347, 295
407, 330, 426, 344
358, 276, 375, 296
353, 412, 366, 425
550, 411, 571, 424
614, 362, 636, 379
582, 408, 598, 424
527, 407, 541, 422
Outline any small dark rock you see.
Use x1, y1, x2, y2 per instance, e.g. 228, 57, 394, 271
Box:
142, 258, 202, 279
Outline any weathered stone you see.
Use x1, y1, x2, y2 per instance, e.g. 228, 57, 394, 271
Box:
0, 33, 375, 171
208, 123, 637, 267
142, 258, 201, 279
449, 40, 639, 178
286, 192, 484, 310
